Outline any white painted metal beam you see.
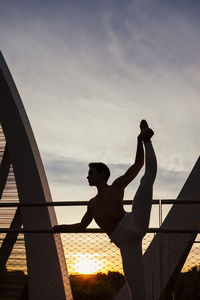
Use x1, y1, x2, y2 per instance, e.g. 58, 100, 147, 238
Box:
0, 51, 73, 300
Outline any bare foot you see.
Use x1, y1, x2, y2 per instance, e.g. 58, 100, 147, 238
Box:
139, 120, 154, 141
140, 119, 149, 131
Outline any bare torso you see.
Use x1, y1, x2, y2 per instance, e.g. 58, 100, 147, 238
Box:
89, 185, 125, 234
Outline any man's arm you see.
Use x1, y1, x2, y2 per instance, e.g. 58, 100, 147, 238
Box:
112, 136, 144, 190
53, 204, 93, 233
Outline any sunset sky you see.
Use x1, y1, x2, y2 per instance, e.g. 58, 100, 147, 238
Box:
0, 0, 200, 225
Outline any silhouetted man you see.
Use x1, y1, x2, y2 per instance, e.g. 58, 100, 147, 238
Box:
54, 120, 157, 300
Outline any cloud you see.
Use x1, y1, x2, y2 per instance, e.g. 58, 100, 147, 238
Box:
0, 0, 200, 204
154, 167, 189, 198
43, 153, 88, 185
42, 151, 192, 201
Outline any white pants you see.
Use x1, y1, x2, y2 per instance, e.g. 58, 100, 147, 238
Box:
109, 142, 157, 300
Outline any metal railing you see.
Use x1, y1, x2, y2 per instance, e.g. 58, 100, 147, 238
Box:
0, 199, 199, 299
0, 199, 200, 233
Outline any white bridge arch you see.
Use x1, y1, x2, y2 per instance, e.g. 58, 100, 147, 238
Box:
0, 51, 73, 299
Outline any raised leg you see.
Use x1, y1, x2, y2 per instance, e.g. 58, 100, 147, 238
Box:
132, 140, 157, 235
121, 141, 157, 299
119, 122, 157, 299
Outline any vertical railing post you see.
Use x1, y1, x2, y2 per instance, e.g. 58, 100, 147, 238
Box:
152, 232, 155, 300
159, 199, 163, 294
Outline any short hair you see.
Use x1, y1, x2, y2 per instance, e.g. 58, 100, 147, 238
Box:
89, 162, 110, 182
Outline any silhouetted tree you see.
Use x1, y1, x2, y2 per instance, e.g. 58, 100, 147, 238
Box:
70, 266, 200, 300
70, 271, 125, 300
174, 266, 200, 300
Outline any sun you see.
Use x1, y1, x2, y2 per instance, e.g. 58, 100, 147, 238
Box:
73, 256, 102, 274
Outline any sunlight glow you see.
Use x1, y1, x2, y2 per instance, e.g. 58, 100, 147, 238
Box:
73, 255, 102, 274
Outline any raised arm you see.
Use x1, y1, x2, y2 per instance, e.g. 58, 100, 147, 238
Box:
112, 135, 144, 190
53, 203, 93, 233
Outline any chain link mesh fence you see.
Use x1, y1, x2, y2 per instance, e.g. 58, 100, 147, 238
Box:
0, 229, 199, 299
3, 232, 199, 275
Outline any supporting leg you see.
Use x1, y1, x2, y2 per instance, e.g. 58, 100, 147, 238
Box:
120, 240, 146, 300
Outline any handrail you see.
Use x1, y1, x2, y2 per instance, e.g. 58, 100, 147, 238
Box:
0, 199, 200, 207
0, 200, 199, 233
0, 228, 199, 233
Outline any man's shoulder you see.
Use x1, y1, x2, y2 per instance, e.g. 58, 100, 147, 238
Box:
88, 197, 96, 207
110, 180, 125, 193
89, 196, 97, 202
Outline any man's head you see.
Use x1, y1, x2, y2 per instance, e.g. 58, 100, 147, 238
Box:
87, 162, 110, 186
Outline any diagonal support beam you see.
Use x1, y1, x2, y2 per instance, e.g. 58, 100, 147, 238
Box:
0, 207, 22, 271
115, 157, 200, 300
0, 144, 22, 272
0, 144, 11, 199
